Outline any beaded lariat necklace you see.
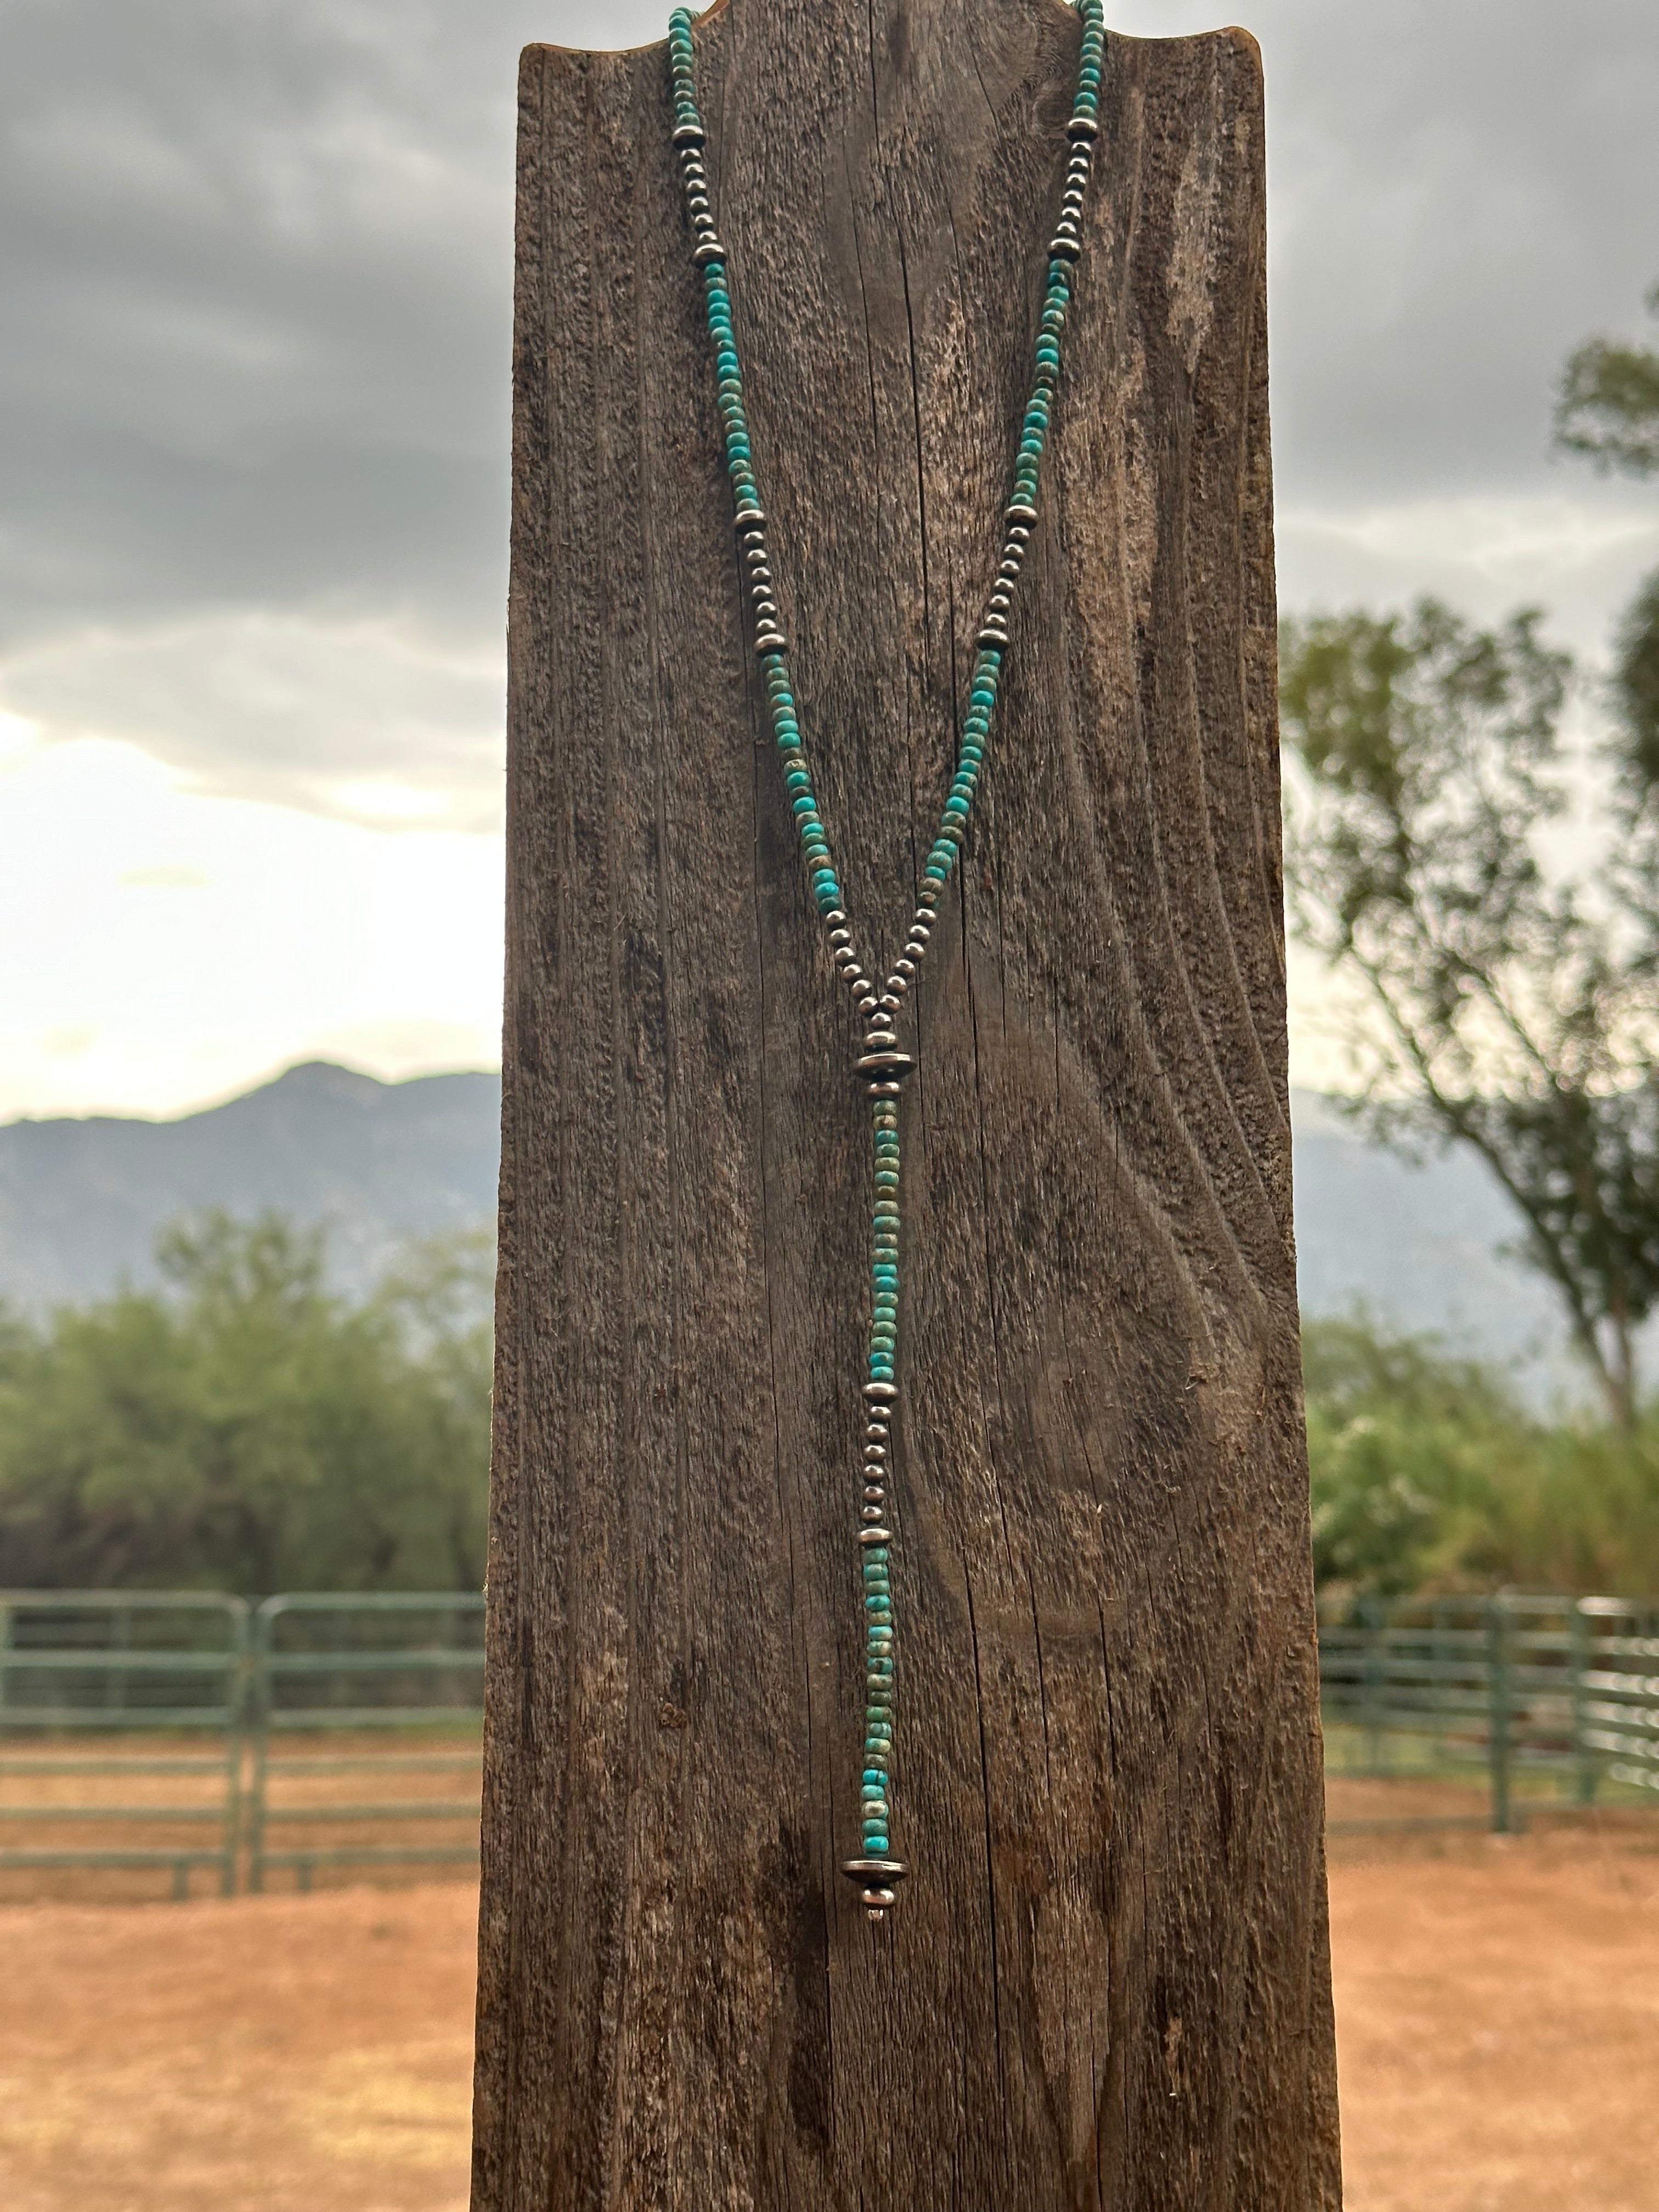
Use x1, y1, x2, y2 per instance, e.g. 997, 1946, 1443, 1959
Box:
667, 1, 1107, 1922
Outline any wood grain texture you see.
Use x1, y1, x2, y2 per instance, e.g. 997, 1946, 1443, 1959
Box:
474, 2, 1341, 2205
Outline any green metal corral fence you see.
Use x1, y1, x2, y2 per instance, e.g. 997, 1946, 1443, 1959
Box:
246, 1592, 486, 1893
0, 1590, 247, 1899
1318, 1592, 1659, 1830
3, 1587, 1657, 1898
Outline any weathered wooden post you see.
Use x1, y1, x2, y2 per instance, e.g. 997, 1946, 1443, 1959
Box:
473, 1, 1341, 2204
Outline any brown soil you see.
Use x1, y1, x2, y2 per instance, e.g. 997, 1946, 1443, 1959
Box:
0, 1882, 478, 2212
0, 1806, 1655, 2210
1330, 1808, 1659, 2212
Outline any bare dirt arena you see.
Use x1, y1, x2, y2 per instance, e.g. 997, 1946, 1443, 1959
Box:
1, 1795, 1656, 2211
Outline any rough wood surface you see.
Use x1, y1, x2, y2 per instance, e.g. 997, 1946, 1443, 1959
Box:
474, 2, 1341, 2204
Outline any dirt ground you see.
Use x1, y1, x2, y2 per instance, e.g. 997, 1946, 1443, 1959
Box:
1329, 1807, 1659, 2212
0, 1806, 1655, 2211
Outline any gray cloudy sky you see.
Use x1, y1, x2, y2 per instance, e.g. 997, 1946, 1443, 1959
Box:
1, 0, 1656, 1114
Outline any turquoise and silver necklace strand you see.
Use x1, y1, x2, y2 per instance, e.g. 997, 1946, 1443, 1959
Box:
667, 2, 1107, 1922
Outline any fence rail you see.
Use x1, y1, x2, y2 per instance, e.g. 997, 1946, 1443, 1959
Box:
3, 1588, 1657, 1894
1318, 1592, 1659, 1831
247, 1592, 484, 1893
0, 1592, 247, 1898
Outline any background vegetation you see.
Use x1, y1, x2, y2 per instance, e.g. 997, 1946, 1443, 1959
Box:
0, 1214, 492, 1595
4, 1212, 1658, 1604
1279, 279, 1659, 1429
1305, 1314, 1659, 1600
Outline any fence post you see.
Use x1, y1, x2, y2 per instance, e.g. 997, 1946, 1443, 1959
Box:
247, 1601, 272, 1894
1487, 1596, 1515, 1834
1362, 1594, 1386, 1775
477, 16, 1344, 2204
1571, 1599, 1599, 1807
223, 1599, 251, 1898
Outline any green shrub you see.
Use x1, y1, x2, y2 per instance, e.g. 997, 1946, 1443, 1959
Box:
0, 1214, 492, 1595
1304, 1315, 1659, 1598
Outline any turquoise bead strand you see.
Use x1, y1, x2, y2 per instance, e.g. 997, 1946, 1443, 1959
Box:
668, 0, 1107, 1923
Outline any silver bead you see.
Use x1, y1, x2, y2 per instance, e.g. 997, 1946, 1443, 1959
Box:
1006, 500, 1038, 527
885, 973, 909, 998
1068, 112, 1101, 142
828, 927, 852, 951
864, 1482, 886, 1500
861, 1503, 886, 1523
910, 908, 933, 934
894, 956, 916, 980
673, 120, 707, 147
858, 1526, 894, 1547
823, 909, 847, 929
864, 1441, 888, 1461
842, 1857, 908, 1920
878, 992, 901, 1013
856, 1048, 916, 1089
736, 506, 767, 532
1048, 234, 1081, 263
755, 631, 787, 657
864, 1381, 899, 1408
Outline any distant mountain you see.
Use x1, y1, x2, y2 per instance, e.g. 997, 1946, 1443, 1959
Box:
0, 1062, 1584, 1386
0, 1062, 501, 1311
1288, 1091, 1570, 1379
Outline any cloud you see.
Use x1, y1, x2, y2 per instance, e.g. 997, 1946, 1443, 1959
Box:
0, 732, 503, 1119
2, 0, 1654, 816
0, 0, 1654, 1114
0, 610, 505, 828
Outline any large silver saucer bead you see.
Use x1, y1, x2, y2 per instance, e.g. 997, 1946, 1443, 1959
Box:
862, 1048, 916, 1092
842, 1856, 909, 1922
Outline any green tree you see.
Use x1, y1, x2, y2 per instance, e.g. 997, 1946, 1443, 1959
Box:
0, 1214, 492, 1593
1284, 285, 1659, 1426
1555, 283, 1659, 477
1558, 281, 1659, 861
1278, 598, 1659, 1427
